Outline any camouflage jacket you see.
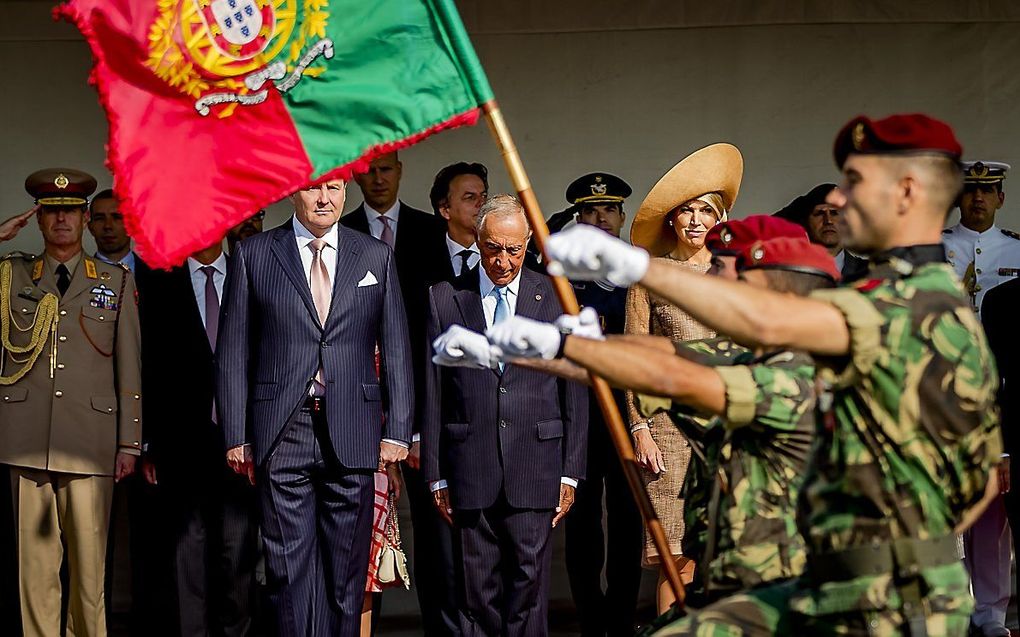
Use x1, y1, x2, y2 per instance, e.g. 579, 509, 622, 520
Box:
789, 245, 1000, 620
643, 338, 816, 596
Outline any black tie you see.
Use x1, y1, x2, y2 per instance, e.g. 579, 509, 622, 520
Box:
457, 249, 472, 276
55, 264, 71, 297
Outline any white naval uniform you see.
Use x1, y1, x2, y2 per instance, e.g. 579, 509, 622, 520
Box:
942, 223, 1020, 315
945, 222, 1020, 635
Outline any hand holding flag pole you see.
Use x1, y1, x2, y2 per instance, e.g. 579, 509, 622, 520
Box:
482, 99, 687, 610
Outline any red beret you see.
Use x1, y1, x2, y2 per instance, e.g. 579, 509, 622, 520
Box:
706, 215, 807, 255
833, 113, 962, 169
738, 236, 841, 282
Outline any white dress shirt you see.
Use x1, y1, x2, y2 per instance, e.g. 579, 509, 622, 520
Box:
291, 216, 407, 448
446, 234, 480, 276
431, 266, 577, 493
96, 250, 137, 273
363, 200, 401, 244
187, 253, 227, 329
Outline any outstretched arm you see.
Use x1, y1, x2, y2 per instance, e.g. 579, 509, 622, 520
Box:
640, 261, 851, 355
562, 335, 727, 416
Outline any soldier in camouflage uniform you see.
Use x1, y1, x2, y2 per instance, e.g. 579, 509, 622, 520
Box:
542, 113, 1002, 636
478, 232, 837, 601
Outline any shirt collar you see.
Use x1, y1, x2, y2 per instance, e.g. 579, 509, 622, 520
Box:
446, 233, 479, 259
364, 200, 401, 224
479, 266, 523, 300
45, 250, 83, 276
955, 223, 998, 239
95, 250, 135, 272
187, 252, 227, 276
292, 215, 339, 251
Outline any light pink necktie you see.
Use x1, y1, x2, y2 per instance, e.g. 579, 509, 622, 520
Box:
378, 215, 395, 248
309, 239, 331, 394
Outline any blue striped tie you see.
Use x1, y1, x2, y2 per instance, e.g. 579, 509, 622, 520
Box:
493, 287, 509, 371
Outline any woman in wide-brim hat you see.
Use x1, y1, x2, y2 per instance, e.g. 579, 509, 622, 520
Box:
623, 143, 743, 613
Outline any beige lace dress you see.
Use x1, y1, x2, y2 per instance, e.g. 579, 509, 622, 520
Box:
625, 257, 715, 565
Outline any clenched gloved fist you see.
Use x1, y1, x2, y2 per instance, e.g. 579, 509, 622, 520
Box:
554, 307, 605, 341
432, 325, 499, 369
486, 315, 564, 360
545, 225, 650, 287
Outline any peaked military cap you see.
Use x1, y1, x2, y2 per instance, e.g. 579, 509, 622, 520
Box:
566, 172, 632, 205
25, 168, 97, 206
833, 113, 962, 169
962, 161, 1010, 186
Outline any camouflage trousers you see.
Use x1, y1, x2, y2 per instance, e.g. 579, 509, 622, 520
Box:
648, 563, 974, 637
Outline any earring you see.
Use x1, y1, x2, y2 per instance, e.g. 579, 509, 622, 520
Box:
668, 219, 674, 227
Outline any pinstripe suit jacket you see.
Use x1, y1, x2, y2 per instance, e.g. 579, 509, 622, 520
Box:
422, 267, 588, 510
216, 221, 413, 469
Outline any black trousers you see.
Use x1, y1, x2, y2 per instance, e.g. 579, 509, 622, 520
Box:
258, 406, 374, 637
162, 426, 259, 637
455, 493, 554, 637
402, 463, 461, 636
565, 412, 643, 637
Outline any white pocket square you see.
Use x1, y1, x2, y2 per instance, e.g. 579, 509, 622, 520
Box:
357, 271, 378, 287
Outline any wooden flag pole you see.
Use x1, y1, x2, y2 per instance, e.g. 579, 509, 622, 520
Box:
482, 99, 687, 608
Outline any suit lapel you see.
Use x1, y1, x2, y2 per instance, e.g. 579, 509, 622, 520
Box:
502, 270, 545, 379
513, 270, 544, 321
453, 269, 487, 335
175, 266, 213, 355
270, 226, 320, 326
325, 226, 364, 328
342, 205, 371, 234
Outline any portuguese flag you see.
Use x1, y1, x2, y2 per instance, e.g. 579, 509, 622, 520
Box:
58, 0, 493, 267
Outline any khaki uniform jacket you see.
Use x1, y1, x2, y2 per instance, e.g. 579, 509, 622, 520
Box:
0, 253, 142, 476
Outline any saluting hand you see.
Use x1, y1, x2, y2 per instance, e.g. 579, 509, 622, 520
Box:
0, 206, 38, 242
227, 444, 255, 485
552, 483, 575, 528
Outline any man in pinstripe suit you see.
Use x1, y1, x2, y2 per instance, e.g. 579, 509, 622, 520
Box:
424, 195, 588, 637
217, 178, 414, 636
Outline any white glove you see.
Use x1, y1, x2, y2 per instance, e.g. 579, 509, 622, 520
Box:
486, 315, 563, 360
545, 225, 650, 287
432, 325, 499, 369
554, 307, 605, 341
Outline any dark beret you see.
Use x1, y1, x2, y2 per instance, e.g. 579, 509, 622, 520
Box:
706, 215, 807, 256
833, 113, 962, 169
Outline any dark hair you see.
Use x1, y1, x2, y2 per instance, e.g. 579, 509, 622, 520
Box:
429, 162, 488, 215
760, 269, 836, 296
89, 188, 117, 213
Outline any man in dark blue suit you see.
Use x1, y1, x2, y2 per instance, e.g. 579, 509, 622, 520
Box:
423, 195, 588, 637
217, 177, 413, 636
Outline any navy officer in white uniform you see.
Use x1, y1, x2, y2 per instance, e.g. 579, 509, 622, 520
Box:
945, 160, 1018, 637
943, 161, 1020, 315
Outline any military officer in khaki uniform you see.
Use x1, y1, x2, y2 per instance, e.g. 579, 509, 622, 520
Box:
0, 168, 141, 637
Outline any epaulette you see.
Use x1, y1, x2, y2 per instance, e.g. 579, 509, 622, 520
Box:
2, 251, 36, 261
1001, 228, 1020, 240
941, 227, 953, 234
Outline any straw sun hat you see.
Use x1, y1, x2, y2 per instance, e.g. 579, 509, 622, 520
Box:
629, 143, 744, 256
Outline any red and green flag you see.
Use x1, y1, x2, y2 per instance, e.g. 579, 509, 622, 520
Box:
58, 0, 493, 267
